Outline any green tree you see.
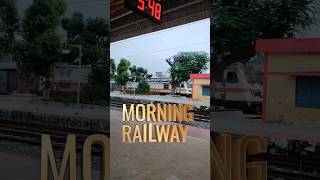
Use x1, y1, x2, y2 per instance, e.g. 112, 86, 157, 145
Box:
61, 12, 109, 65
115, 59, 131, 87
211, 0, 319, 79
129, 65, 152, 82
0, 0, 19, 55
137, 80, 150, 94
83, 60, 108, 104
61, 12, 84, 40
110, 58, 116, 79
13, 0, 66, 93
166, 51, 209, 92
22, 0, 66, 41
62, 12, 109, 103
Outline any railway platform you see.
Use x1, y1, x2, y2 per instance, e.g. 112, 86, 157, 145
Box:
0, 95, 109, 132
213, 110, 320, 142
110, 91, 210, 107
110, 109, 210, 180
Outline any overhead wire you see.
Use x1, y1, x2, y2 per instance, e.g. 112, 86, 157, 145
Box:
111, 41, 210, 60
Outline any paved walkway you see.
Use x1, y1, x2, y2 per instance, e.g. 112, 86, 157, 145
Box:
110, 110, 210, 180
0, 151, 102, 180
213, 111, 320, 142
0, 95, 109, 120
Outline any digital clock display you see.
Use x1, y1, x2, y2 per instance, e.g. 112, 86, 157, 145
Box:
124, 0, 163, 24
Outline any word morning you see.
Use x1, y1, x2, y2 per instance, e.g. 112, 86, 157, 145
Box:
122, 104, 194, 143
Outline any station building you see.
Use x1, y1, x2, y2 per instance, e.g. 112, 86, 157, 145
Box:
52, 63, 91, 93
257, 38, 320, 127
190, 74, 210, 102
0, 56, 18, 94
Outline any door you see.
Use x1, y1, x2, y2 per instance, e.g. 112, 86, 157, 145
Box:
8, 71, 18, 93
0, 71, 8, 94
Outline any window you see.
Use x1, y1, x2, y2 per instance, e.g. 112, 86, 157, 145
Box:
202, 86, 210, 96
164, 84, 169, 90
227, 72, 238, 83
187, 82, 192, 88
296, 77, 320, 108
180, 83, 184, 88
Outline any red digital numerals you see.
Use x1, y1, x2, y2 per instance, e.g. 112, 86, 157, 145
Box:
136, 0, 161, 21
154, 2, 161, 20
137, 0, 145, 11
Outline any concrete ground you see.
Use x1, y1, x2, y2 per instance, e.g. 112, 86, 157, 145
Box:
0, 150, 102, 180
0, 95, 109, 120
213, 110, 320, 142
110, 110, 210, 180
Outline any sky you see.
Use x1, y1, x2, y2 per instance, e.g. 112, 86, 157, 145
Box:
110, 18, 211, 75
15, 0, 109, 18
15, 0, 109, 39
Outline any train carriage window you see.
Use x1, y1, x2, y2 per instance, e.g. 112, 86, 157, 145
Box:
227, 72, 238, 83
187, 82, 192, 88
164, 84, 169, 90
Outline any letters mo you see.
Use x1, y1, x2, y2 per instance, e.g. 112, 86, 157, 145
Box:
41, 134, 109, 180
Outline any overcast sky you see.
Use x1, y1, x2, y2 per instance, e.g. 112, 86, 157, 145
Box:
15, 0, 109, 18
15, 0, 109, 39
111, 18, 210, 75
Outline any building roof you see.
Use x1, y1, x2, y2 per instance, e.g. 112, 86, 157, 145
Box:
256, 38, 320, 53
190, 74, 210, 79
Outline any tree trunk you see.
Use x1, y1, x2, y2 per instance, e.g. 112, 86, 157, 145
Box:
19, 76, 33, 93
171, 85, 176, 95
16, 64, 36, 94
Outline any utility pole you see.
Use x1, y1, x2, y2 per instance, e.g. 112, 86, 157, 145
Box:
62, 43, 82, 105
77, 45, 82, 105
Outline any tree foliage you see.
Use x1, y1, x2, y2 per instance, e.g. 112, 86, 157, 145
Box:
112, 59, 152, 89
211, 0, 319, 78
23, 0, 66, 41
61, 12, 109, 65
166, 51, 209, 90
83, 60, 108, 102
115, 59, 131, 86
110, 58, 116, 79
129, 65, 152, 82
137, 80, 150, 94
0, 0, 19, 54
61, 12, 84, 39
17, 0, 66, 74
6, 0, 66, 92
62, 12, 109, 103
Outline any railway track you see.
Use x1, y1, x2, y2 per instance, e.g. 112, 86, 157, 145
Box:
0, 120, 109, 152
248, 153, 320, 179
